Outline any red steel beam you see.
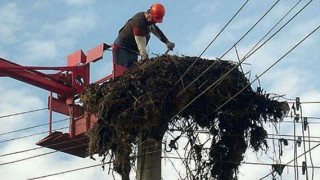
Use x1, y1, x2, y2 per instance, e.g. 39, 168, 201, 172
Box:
0, 57, 74, 97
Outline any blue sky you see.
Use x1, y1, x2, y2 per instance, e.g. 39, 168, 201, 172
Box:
0, 0, 320, 179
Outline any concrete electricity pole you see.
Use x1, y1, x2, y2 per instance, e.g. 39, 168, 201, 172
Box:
136, 135, 162, 180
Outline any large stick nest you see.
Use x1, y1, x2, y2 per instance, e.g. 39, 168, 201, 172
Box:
81, 55, 287, 180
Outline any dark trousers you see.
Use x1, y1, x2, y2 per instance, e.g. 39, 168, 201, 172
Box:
113, 37, 139, 68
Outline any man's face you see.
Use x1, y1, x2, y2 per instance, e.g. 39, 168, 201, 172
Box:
147, 13, 156, 24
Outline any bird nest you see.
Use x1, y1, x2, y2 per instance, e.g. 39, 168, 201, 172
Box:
81, 55, 287, 180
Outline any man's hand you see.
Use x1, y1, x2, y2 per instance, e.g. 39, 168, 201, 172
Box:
141, 53, 149, 60
166, 41, 175, 50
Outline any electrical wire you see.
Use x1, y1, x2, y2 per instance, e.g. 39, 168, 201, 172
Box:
0, 118, 68, 136
175, 0, 250, 86
0, 126, 68, 144
162, 156, 320, 169
0, 136, 87, 158
177, 0, 313, 97
27, 161, 113, 180
2, 127, 320, 161
0, 143, 87, 166
177, 0, 281, 96
168, 128, 320, 143
259, 142, 320, 179
0, 108, 47, 119
1, 1, 316, 178
293, 109, 298, 180
300, 107, 309, 179
244, 0, 302, 57
307, 126, 314, 180
197, 24, 320, 123
27, 147, 320, 180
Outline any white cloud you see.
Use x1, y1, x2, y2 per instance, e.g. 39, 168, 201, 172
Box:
0, 3, 24, 43
0, 137, 111, 180
192, 1, 219, 16
263, 67, 313, 96
40, 13, 97, 37
19, 40, 58, 64
64, 0, 95, 6
185, 23, 236, 55
0, 84, 44, 133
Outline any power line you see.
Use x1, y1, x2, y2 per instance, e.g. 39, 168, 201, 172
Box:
28, 161, 113, 180
259, 142, 320, 179
244, 0, 302, 57
0, 136, 87, 158
177, 0, 313, 97
198, 23, 320, 122
175, 0, 250, 86
27, 148, 163, 179
169, 129, 320, 142
2, 128, 319, 160
0, 118, 68, 136
25, 145, 320, 180
177, 0, 282, 96
9, 1, 316, 178
162, 156, 320, 169
0, 107, 47, 119
0, 117, 92, 144
0, 143, 86, 166
0, 126, 68, 144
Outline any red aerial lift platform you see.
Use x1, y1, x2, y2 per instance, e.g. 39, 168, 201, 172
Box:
0, 43, 127, 158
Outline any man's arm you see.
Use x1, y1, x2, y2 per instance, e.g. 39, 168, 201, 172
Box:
150, 24, 169, 43
134, 35, 148, 60
133, 26, 148, 59
150, 25, 175, 50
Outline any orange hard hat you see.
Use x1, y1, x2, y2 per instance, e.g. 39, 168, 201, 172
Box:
150, 3, 165, 23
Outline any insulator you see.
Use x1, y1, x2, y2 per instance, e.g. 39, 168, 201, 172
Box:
303, 117, 308, 131
302, 161, 306, 175
294, 114, 300, 122
296, 97, 300, 111
297, 136, 302, 147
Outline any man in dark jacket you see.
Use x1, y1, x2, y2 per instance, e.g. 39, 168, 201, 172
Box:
112, 3, 175, 76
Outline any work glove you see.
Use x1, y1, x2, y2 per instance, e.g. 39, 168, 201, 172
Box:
141, 53, 149, 60
166, 41, 175, 50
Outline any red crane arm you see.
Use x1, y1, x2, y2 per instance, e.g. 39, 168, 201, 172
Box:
0, 43, 115, 158
0, 57, 75, 96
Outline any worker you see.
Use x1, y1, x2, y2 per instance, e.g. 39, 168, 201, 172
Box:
112, 3, 175, 77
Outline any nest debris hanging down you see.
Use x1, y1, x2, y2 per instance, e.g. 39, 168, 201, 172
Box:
81, 55, 287, 180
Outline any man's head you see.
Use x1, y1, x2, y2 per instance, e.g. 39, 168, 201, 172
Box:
147, 3, 165, 23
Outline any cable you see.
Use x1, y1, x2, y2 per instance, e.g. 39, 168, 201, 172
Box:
16, 2, 316, 179
0, 143, 86, 166
307, 126, 314, 180
293, 110, 298, 180
283, 115, 320, 121
0, 118, 68, 136
0, 108, 47, 119
3, 127, 320, 160
175, 0, 250, 86
278, 120, 320, 124
177, 0, 281, 96
260, 142, 320, 179
177, 0, 313, 97
0, 136, 87, 158
169, 128, 320, 142
27, 148, 320, 180
0, 126, 68, 144
28, 148, 163, 179
300, 107, 309, 179
244, 0, 302, 57
197, 24, 319, 123
28, 161, 113, 180
162, 156, 320, 169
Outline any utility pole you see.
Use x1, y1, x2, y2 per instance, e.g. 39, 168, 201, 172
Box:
136, 134, 162, 180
